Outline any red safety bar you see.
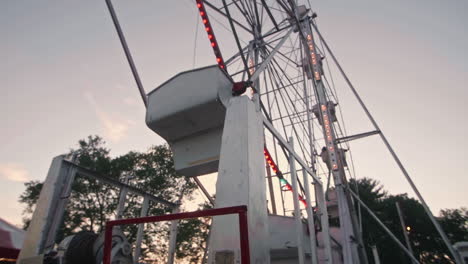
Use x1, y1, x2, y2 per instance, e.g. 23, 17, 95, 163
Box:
103, 205, 250, 264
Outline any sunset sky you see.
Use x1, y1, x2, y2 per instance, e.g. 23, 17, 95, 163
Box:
1, 0, 467, 227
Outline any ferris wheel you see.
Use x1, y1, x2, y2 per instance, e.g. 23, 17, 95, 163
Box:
105, 0, 463, 263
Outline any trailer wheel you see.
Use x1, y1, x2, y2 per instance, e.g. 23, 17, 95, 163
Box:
65, 231, 98, 264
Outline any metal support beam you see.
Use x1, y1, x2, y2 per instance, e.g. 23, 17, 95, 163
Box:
266, 163, 278, 215
302, 169, 318, 264
396, 201, 417, 264
168, 189, 185, 264
167, 206, 180, 264
203, 0, 253, 34
314, 182, 333, 263
260, 0, 279, 30
133, 196, 149, 263
248, 28, 294, 83
263, 116, 323, 185
221, 0, 252, 80
116, 174, 132, 219
300, 17, 362, 263
289, 137, 305, 264
64, 160, 176, 207
348, 189, 420, 263
371, 245, 381, 264
105, 0, 147, 108
193, 176, 214, 206
335, 130, 380, 144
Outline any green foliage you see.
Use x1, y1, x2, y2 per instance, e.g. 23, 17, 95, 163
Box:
350, 178, 468, 264
175, 202, 212, 263
19, 135, 207, 263
439, 208, 468, 243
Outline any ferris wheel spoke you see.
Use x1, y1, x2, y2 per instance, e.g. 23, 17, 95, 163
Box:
265, 65, 290, 145
203, 0, 253, 34
259, 0, 280, 30
268, 55, 307, 108
268, 58, 313, 158
225, 43, 249, 66
274, 0, 294, 18
252, 0, 263, 32
230, 0, 254, 29
265, 62, 311, 162
221, 0, 252, 78
248, 28, 293, 83
264, 43, 300, 67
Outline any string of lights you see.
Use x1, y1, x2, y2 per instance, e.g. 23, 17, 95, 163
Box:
195, 0, 226, 70
264, 147, 307, 207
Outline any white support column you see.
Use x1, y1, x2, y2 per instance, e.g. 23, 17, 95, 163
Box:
302, 168, 318, 264
116, 174, 131, 220
315, 183, 333, 264
134, 196, 149, 263
208, 96, 270, 264
289, 137, 305, 264
167, 206, 180, 264
371, 245, 381, 264
18, 156, 72, 260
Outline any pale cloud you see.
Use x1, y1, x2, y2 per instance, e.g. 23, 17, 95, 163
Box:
0, 163, 29, 182
84, 91, 131, 142
114, 83, 126, 91
123, 96, 138, 106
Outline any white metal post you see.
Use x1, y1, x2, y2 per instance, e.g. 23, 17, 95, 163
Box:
116, 174, 131, 220
167, 206, 180, 264
371, 245, 381, 264
289, 137, 305, 264
315, 181, 333, 264
302, 168, 319, 264
396, 201, 417, 264
299, 17, 361, 263
134, 196, 149, 263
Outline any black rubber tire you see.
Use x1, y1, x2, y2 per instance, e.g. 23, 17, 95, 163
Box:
65, 231, 98, 264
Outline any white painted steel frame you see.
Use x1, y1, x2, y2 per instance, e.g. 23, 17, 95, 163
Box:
289, 137, 305, 264
299, 17, 361, 264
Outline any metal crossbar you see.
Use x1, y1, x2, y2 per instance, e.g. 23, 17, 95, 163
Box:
103, 205, 250, 264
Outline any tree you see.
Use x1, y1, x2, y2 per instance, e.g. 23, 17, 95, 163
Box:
349, 178, 468, 264
439, 208, 468, 243
19, 135, 208, 263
